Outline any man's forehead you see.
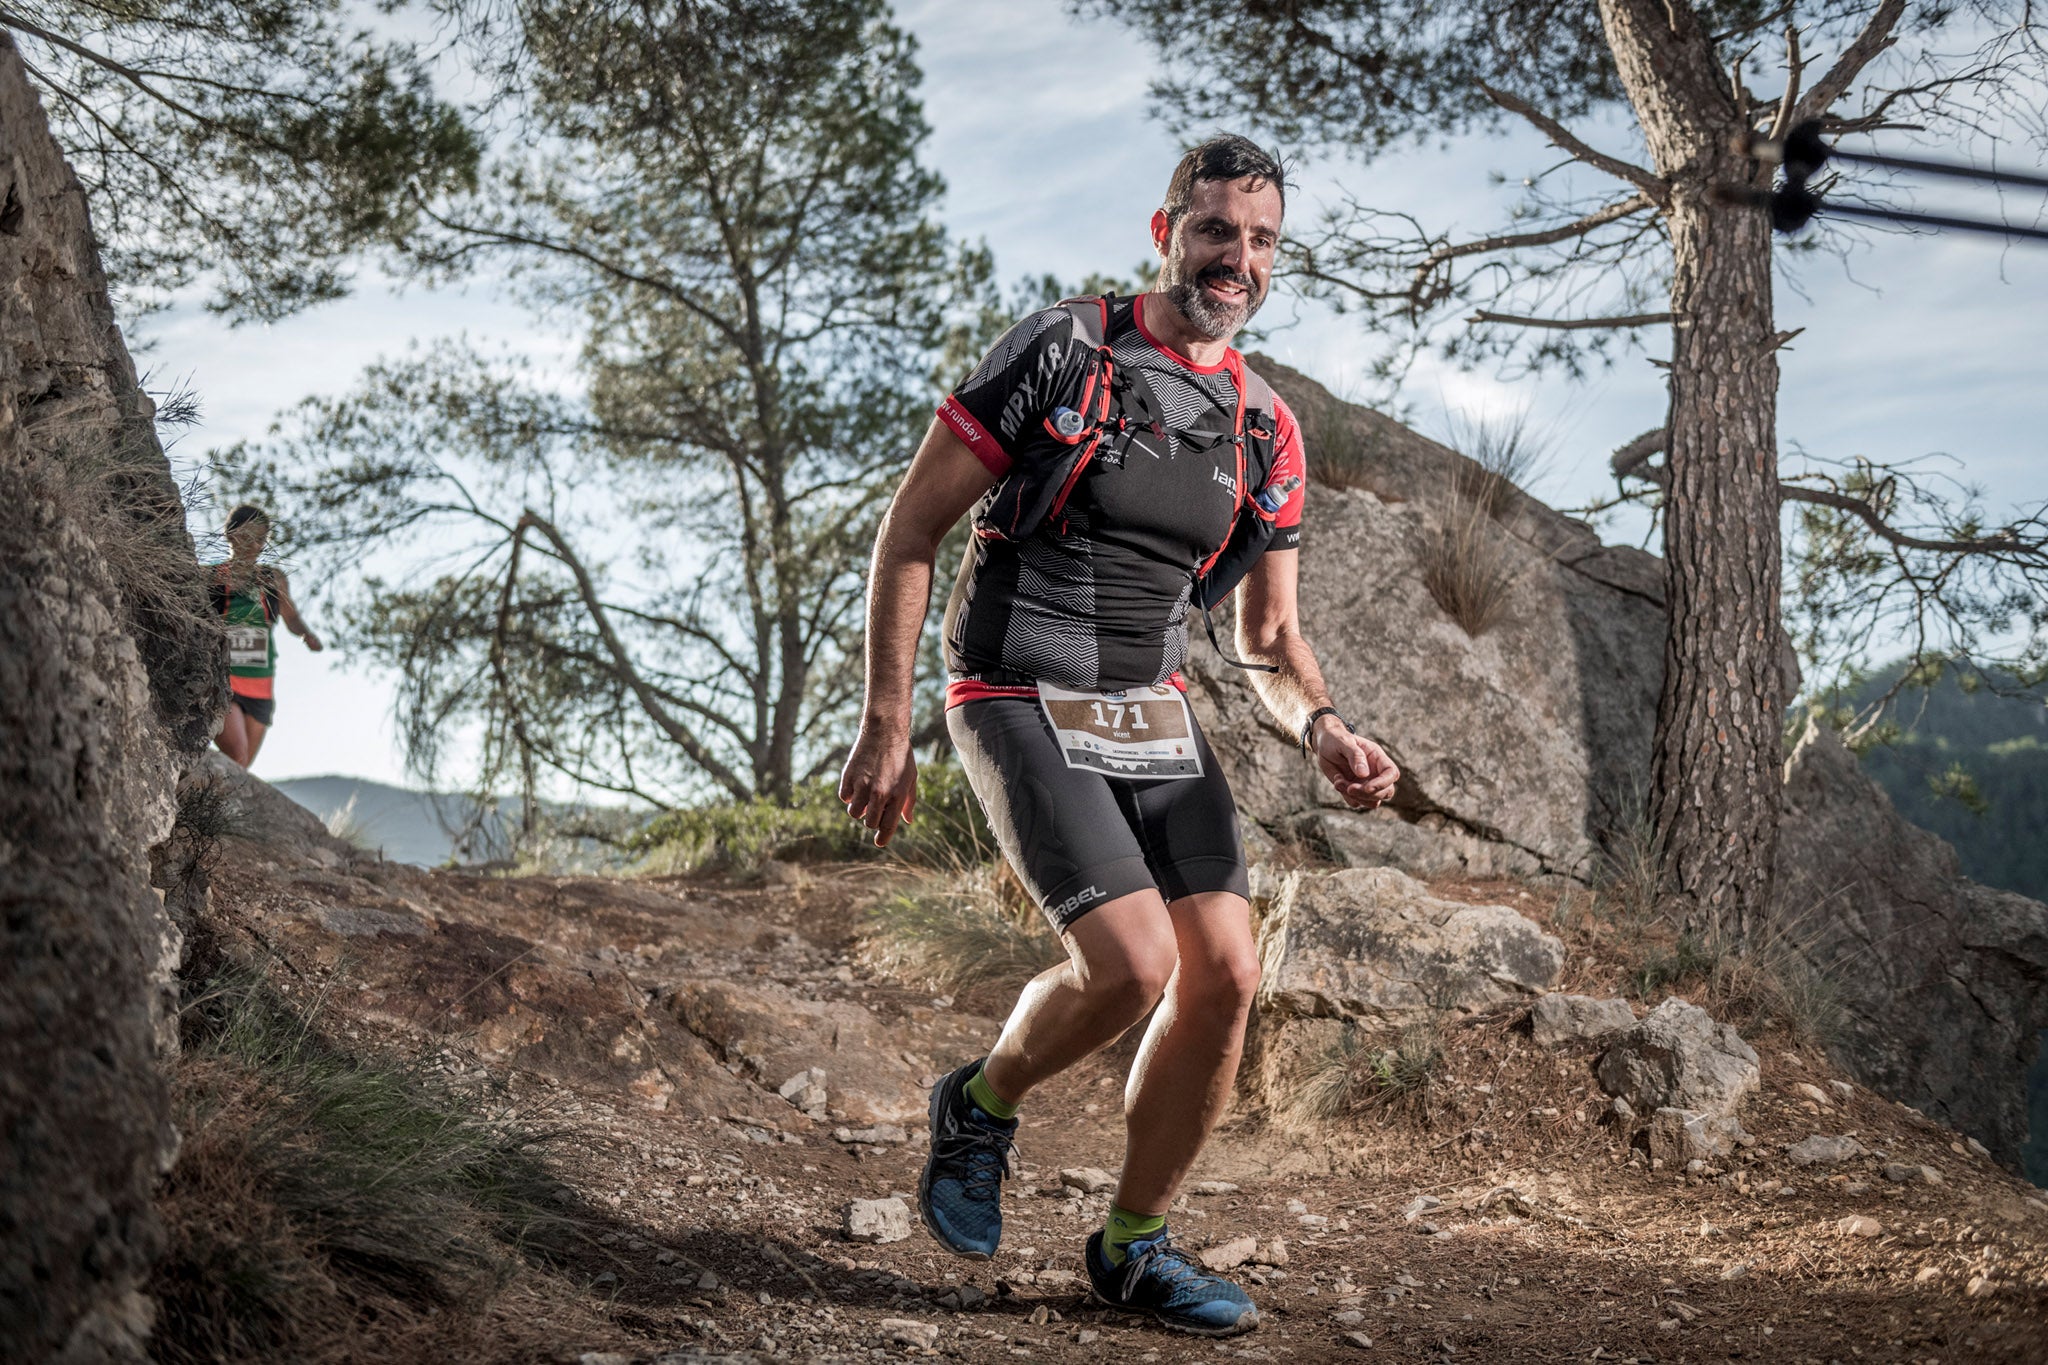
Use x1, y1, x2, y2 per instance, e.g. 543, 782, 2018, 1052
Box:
1183, 175, 1283, 232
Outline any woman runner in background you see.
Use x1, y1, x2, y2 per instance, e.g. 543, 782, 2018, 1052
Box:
211, 505, 322, 768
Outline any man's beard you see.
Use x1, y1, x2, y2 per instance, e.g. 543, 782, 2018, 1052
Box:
1159, 239, 1266, 342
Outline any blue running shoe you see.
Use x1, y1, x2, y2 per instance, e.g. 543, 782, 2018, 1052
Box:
917, 1059, 1017, 1258
1085, 1228, 1259, 1337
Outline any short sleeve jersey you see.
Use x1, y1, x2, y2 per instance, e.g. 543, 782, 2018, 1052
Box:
936, 294, 1305, 694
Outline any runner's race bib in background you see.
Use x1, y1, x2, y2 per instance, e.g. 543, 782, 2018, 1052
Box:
1037, 681, 1202, 780
226, 625, 268, 669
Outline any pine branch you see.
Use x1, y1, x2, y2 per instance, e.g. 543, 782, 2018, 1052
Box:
1780, 484, 2045, 559
1479, 83, 1671, 206
1791, 0, 1907, 126
1469, 309, 1673, 330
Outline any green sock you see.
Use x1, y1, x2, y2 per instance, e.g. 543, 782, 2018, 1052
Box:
964, 1065, 1019, 1121
1102, 1204, 1168, 1265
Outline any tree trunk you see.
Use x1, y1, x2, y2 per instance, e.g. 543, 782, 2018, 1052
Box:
1601, 0, 1785, 943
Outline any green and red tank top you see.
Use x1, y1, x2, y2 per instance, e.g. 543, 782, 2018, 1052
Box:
211, 563, 278, 699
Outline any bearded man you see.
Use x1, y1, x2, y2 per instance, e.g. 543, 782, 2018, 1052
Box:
839, 134, 1399, 1337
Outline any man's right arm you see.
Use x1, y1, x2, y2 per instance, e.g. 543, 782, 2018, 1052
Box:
838, 417, 1000, 846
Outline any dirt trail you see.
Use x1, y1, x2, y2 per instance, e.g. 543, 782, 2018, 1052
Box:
193, 813, 2048, 1364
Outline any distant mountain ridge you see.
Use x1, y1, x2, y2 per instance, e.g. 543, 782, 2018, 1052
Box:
270, 775, 511, 867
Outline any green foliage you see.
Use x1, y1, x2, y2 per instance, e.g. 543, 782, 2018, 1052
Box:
629, 761, 992, 875
5, 1, 480, 318
153, 972, 566, 1362
1845, 661, 2048, 900
230, 0, 983, 810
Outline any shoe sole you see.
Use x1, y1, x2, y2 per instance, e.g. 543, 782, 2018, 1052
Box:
1085, 1292, 1260, 1337
917, 1064, 996, 1260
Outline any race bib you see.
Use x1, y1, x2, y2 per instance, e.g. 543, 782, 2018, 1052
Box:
226, 625, 268, 669
1037, 681, 1202, 780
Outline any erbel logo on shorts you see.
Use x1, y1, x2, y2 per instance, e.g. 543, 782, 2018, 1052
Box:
1049, 884, 1104, 921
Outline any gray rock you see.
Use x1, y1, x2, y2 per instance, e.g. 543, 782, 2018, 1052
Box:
1778, 722, 2048, 1166
1882, 1163, 1942, 1185
1059, 1167, 1115, 1195
1255, 868, 1563, 1024
1647, 1108, 1751, 1166
1192, 1180, 1241, 1196
833, 1124, 908, 1146
1190, 360, 1673, 883
1596, 998, 1760, 1119
0, 31, 226, 1361
1399, 1195, 1442, 1222
1530, 994, 1637, 1047
842, 1197, 912, 1244
1787, 1134, 1867, 1166
1199, 1236, 1257, 1271
879, 1318, 940, 1348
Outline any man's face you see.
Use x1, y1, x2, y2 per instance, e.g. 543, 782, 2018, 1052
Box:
228, 522, 268, 558
1152, 175, 1282, 342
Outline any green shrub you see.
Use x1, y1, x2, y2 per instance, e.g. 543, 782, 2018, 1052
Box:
1284, 1019, 1446, 1129
628, 760, 992, 875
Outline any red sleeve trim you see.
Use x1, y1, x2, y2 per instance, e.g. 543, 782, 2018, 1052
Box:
938, 396, 1012, 477
944, 674, 1190, 710
1269, 391, 1307, 532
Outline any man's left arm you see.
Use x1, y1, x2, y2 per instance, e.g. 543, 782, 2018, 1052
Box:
1233, 549, 1399, 809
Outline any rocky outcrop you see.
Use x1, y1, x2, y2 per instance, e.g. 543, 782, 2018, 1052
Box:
1778, 722, 2048, 1166
1595, 998, 1761, 1120
1190, 358, 1670, 879
0, 31, 219, 1359
1530, 993, 1638, 1048
1254, 867, 1564, 1024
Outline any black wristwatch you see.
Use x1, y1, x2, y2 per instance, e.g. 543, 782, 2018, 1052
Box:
1300, 706, 1355, 755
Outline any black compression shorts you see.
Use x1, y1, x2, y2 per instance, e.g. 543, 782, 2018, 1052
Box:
230, 692, 276, 727
947, 697, 1250, 933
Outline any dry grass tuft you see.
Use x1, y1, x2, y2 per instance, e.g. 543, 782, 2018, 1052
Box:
859, 865, 1063, 996
1280, 1019, 1448, 1131
1420, 465, 1526, 636
151, 973, 577, 1365
1301, 401, 1380, 491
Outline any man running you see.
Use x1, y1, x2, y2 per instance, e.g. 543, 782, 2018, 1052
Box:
839, 135, 1399, 1337
211, 504, 323, 768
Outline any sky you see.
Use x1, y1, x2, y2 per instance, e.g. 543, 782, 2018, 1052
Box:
144, 0, 2048, 790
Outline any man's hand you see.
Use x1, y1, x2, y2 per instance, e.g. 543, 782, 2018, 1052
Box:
303, 632, 325, 653
1314, 725, 1400, 810
838, 725, 918, 847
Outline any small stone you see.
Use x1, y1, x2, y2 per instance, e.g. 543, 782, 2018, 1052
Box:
1341, 1331, 1374, 1350
956, 1283, 987, 1309
1529, 994, 1637, 1047
843, 1197, 913, 1244
1299, 1214, 1329, 1228
1882, 1162, 1941, 1184
1829, 1080, 1854, 1100
1285, 1199, 1309, 1215
697, 1269, 721, 1290
591, 1271, 618, 1288
1610, 1097, 1635, 1122
1787, 1134, 1866, 1166
1720, 1262, 1750, 1280
1077, 1330, 1100, 1344
1199, 1236, 1257, 1272
1836, 1215, 1883, 1238
1657, 1318, 1680, 1334
1965, 1136, 1991, 1158
833, 1124, 909, 1146
881, 1318, 941, 1348
1027, 1304, 1050, 1326
1965, 1274, 1996, 1297
1914, 1267, 1941, 1284
580, 1355, 633, 1365
1665, 1300, 1700, 1322
1399, 1195, 1442, 1222
1794, 1082, 1831, 1106
1193, 1180, 1241, 1196
1333, 1309, 1365, 1326
1254, 1238, 1289, 1266
1060, 1167, 1115, 1195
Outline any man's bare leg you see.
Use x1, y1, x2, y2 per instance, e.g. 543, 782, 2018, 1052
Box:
215, 705, 250, 766
1115, 890, 1261, 1215
979, 889, 1178, 1106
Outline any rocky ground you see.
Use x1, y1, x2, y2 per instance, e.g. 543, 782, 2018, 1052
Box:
177, 769, 2048, 1364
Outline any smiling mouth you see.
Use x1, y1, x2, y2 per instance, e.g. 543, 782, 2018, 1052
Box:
1202, 277, 1249, 303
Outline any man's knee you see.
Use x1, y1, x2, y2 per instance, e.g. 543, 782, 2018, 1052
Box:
1076, 934, 1177, 1010
1184, 945, 1261, 1016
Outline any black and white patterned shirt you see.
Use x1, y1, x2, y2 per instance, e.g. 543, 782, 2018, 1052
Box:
936, 294, 1305, 701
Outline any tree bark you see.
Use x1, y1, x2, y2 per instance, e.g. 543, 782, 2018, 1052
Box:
1600, 0, 1784, 942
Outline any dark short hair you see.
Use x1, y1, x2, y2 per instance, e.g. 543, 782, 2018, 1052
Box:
1162, 134, 1287, 228
225, 504, 269, 532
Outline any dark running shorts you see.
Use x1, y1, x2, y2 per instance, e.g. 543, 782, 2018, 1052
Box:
947, 696, 1249, 933
230, 693, 276, 727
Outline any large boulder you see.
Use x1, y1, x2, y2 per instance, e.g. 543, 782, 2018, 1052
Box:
1595, 997, 1760, 1120
1190, 359, 1669, 879
1254, 867, 1564, 1024
1778, 722, 2048, 1165
0, 32, 218, 1361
